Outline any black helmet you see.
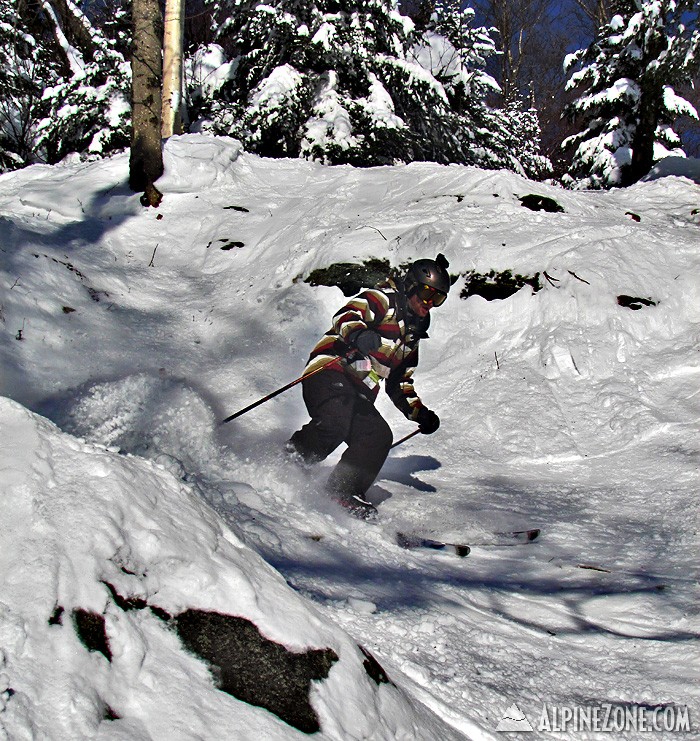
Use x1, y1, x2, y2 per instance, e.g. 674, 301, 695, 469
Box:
404, 253, 451, 297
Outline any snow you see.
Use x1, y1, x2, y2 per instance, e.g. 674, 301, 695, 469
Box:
303, 72, 357, 156
1, 134, 699, 739
642, 154, 700, 183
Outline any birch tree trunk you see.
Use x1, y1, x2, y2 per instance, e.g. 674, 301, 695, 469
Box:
129, 0, 163, 204
162, 0, 185, 138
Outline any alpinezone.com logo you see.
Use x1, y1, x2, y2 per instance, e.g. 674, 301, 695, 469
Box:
497, 703, 692, 733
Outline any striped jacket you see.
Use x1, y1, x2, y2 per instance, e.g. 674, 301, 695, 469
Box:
304, 277, 430, 420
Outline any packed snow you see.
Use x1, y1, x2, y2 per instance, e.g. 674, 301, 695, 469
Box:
0, 134, 698, 739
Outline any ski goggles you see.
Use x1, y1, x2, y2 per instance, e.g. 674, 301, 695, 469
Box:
414, 284, 448, 307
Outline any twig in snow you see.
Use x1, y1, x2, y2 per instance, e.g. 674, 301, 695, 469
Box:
543, 271, 559, 287
568, 270, 590, 285
495, 351, 500, 370
148, 244, 158, 267
358, 225, 387, 240
577, 563, 612, 573
570, 353, 581, 375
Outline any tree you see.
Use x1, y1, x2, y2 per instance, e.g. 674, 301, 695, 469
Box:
0, 1, 48, 171
35, 0, 131, 164
470, 0, 550, 105
411, 0, 550, 176
0, 0, 130, 172
130, 0, 163, 203
162, 0, 185, 137
195, 0, 426, 164
563, 0, 700, 188
189, 0, 548, 174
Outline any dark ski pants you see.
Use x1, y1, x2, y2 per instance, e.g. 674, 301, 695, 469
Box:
288, 369, 393, 500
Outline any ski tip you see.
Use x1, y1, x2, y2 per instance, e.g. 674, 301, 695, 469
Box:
396, 532, 471, 557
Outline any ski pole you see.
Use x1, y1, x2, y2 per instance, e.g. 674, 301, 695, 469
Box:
391, 428, 421, 449
220, 356, 340, 424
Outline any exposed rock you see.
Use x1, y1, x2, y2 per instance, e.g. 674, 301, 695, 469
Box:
304, 258, 391, 296
175, 609, 338, 734
461, 270, 541, 301
72, 609, 112, 662
518, 194, 564, 213
617, 295, 657, 310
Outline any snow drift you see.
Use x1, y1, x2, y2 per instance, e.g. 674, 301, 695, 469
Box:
0, 398, 457, 740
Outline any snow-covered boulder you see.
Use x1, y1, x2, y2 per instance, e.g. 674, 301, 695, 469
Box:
0, 398, 459, 740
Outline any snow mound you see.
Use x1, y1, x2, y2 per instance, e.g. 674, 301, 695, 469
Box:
641, 156, 700, 184
159, 134, 244, 192
0, 397, 459, 740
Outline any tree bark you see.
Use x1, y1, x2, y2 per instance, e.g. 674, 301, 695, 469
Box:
129, 0, 163, 202
162, 0, 185, 138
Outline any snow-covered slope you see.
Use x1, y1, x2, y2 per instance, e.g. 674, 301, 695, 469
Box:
0, 398, 460, 740
1, 135, 698, 739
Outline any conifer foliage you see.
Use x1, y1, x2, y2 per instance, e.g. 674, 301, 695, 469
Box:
0, 0, 52, 170
196, 0, 433, 164
563, 0, 700, 188
0, 0, 130, 171
411, 0, 550, 177
193, 0, 549, 174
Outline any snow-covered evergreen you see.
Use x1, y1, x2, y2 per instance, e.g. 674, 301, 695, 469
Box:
0, 0, 54, 170
563, 0, 700, 188
190, 0, 549, 174
0, 0, 131, 173
35, 0, 132, 165
408, 2, 550, 178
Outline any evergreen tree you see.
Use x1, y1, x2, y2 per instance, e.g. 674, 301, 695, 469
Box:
0, 0, 131, 172
412, 0, 550, 178
195, 0, 429, 164
192, 0, 549, 173
0, 0, 57, 171
35, 0, 131, 164
563, 0, 700, 188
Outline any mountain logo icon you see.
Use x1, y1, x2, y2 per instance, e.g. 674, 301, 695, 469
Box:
496, 704, 534, 732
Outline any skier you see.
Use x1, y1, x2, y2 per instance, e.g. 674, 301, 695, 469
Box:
287, 254, 452, 520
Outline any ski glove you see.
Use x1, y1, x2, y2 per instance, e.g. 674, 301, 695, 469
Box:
350, 329, 381, 356
416, 407, 440, 434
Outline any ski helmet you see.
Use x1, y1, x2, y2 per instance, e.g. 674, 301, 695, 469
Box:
404, 254, 451, 298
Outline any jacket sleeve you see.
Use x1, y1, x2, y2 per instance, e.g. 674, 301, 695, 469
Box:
386, 347, 423, 420
331, 289, 388, 344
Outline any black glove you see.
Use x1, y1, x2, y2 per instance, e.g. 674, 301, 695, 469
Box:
351, 329, 381, 356
416, 407, 440, 434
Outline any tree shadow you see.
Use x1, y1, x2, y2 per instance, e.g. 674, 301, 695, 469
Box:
1, 175, 136, 269
257, 531, 697, 644
379, 453, 441, 492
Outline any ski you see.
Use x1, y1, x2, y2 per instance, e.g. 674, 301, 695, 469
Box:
396, 532, 471, 557
493, 528, 541, 544
396, 528, 540, 557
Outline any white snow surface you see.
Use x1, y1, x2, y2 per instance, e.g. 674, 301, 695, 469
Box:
0, 134, 698, 739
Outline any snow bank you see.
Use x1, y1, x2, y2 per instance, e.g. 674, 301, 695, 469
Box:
0, 397, 458, 740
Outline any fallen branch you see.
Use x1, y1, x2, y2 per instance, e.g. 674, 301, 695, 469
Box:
568, 270, 590, 285
148, 244, 158, 267
577, 563, 612, 573
358, 225, 387, 240
543, 271, 559, 287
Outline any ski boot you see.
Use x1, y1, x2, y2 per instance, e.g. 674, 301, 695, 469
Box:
334, 493, 378, 521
